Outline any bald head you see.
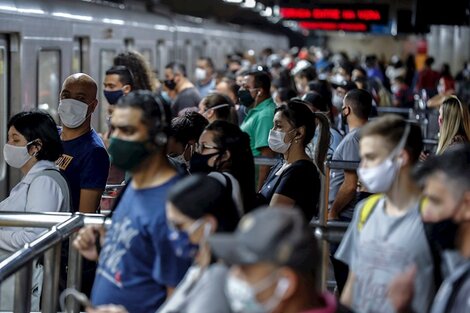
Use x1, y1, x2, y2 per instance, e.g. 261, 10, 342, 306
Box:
61, 73, 98, 102
60, 73, 98, 125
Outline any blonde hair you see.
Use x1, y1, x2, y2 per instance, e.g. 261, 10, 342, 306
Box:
436, 96, 470, 154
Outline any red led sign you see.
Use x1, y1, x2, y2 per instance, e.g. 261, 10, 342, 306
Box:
299, 21, 369, 32
280, 4, 388, 25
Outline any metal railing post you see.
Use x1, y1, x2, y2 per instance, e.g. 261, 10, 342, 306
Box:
66, 234, 82, 313
42, 241, 61, 313
316, 163, 330, 291
13, 260, 32, 313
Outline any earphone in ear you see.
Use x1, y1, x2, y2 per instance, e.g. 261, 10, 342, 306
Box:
276, 277, 290, 295
153, 94, 169, 146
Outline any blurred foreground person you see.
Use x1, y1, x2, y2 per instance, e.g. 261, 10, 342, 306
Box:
0, 111, 70, 310
389, 144, 470, 313
74, 91, 190, 313
335, 115, 436, 313
210, 206, 353, 313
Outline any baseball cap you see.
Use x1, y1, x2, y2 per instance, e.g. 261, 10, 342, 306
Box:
331, 80, 357, 92
209, 206, 317, 272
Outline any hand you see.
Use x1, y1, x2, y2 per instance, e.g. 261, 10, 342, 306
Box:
86, 305, 128, 313
387, 265, 417, 313
73, 225, 104, 261
328, 211, 339, 221
419, 151, 429, 162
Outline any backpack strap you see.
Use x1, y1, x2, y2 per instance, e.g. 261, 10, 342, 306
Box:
358, 193, 383, 232
28, 168, 72, 212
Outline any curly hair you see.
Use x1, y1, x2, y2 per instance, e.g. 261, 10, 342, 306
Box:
113, 51, 155, 91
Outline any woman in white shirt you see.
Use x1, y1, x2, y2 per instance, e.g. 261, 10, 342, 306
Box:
0, 110, 71, 311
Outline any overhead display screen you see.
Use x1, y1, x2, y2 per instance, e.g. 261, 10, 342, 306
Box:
280, 3, 389, 32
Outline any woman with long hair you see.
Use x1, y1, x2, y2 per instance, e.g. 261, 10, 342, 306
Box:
189, 120, 256, 213
258, 99, 330, 221
198, 92, 238, 125
436, 95, 470, 154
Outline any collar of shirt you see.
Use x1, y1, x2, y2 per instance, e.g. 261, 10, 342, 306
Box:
22, 160, 58, 184
247, 97, 275, 114
299, 292, 338, 313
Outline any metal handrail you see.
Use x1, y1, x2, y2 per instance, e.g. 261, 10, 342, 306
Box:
0, 211, 111, 228
0, 212, 109, 313
253, 156, 280, 166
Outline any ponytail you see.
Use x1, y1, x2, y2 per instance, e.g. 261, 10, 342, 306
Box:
313, 112, 330, 175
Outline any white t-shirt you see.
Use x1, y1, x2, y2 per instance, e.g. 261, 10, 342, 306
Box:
335, 197, 436, 313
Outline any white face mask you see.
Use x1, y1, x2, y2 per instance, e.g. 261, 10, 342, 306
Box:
3, 141, 35, 169
226, 273, 289, 313
58, 98, 90, 128
268, 129, 294, 154
332, 93, 344, 110
195, 68, 207, 82
357, 125, 410, 193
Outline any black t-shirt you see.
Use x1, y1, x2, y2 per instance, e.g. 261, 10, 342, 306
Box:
258, 159, 320, 221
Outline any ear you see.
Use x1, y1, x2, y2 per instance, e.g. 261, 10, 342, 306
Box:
458, 191, 470, 222
398, 149, 410, 167
207, 109, 215, 119
89, 99, 98, 113
29, 139, 43, 156
204, 215, 218, 234
122, 85, 132, 95
295, 126, 306, 141
278, 268, 297, 300
220, 149, 231, 163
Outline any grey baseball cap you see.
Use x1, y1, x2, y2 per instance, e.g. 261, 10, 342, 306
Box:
209, 206, 317, 272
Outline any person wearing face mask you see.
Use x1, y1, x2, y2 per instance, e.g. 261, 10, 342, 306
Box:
57, 73, 109, 214
73, 91, 191, 313
189, 120, 256, 214
198, 93, 238, 125
102, 66, 135, 185
335, 115, 437, 313
388, 144, 470, 313
330, 80, 357, 132
210, 206, 352, 313
167, 111, 209, 174
0, 111, 70, 311
164, 62, 201, 117
86, 174, 240, 313
195, 57, 216, 98
239, 71, 276, 190
257, 100, 330, 221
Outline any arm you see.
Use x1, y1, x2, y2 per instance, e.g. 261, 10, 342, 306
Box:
79, 188, 104, 213
340, 271, 355, 307
0, 176, 63, 252
270, 193, 295, 208
257, 147, 275, 191
329, 170, 358, 220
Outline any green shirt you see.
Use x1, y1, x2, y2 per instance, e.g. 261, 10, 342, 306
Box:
240, 97, 276, 157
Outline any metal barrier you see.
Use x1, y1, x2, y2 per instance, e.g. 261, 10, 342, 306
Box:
314, 159, 359, 291
0, 212, 110, 313
253, 156, 280, 166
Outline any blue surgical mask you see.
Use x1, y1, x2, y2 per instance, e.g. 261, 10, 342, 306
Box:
104, 89, 124, 105
167, 219, 210, 260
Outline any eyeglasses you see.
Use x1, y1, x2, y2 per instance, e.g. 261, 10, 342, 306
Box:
195, 143, 220, 153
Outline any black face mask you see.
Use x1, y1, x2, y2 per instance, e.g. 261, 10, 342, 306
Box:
424, 218, 459, 251
189, 152, 219, 174
164, 79, 176, 90
238, 89, 255, 107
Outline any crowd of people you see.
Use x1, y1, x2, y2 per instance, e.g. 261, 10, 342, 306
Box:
0, 47, 469, 313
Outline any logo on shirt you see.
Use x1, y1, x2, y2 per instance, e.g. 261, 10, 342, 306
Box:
56, 154, 73, 170
97, 217, 139, 288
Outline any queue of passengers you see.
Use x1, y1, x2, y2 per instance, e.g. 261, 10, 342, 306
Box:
0, 48, 469, 313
